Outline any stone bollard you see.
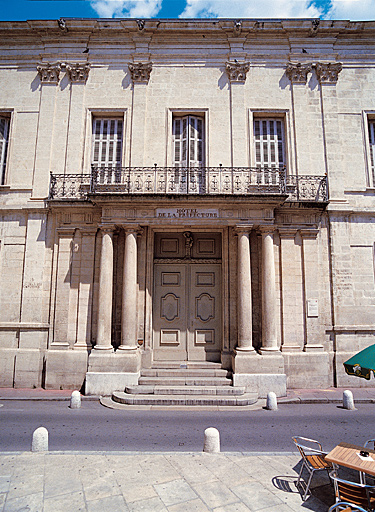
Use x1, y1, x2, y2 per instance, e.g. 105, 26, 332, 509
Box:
203, 427, 220, 453
70, 390, 81, 409
266, 392, 278, 411
343, 390, 356, 410
32, 427, 49, 452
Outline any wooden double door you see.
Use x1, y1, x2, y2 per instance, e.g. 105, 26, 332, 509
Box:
153, 262, 222, 361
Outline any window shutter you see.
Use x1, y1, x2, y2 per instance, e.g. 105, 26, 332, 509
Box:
369, 121, 375, 184
92, 118, 123, 167
188, 116, 204, 167
254, 118, 285, 168
173, 117, 189, 168
0, 117, 9, 185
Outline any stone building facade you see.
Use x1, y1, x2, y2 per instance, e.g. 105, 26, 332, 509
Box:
0, 18, 374, 397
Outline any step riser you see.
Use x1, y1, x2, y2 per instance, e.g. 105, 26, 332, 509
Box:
141, 369, 230, 378
151, 362, 223, 369
139, 378, 232, 386
112, 392, 258, 407
126, 385, 246, 396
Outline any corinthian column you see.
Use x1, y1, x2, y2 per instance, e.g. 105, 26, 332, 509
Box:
95, 226, 114, 350
118, 227, 139, 350
236, 227, 255, 352
261, 227, 279, 352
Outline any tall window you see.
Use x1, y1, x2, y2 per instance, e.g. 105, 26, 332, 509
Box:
0, 117, 9, 184
173, 115, 204, 168
92, 118, 123, 167
369, 120, 375, 185
254, 118, 285, 168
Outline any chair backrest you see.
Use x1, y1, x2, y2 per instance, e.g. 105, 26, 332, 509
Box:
292, 436, 324, 459
364, 439, 375, 450
328, 502, 368, 512
330, 470, 375, 510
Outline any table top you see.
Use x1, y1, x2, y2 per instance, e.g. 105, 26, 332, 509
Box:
326, 442, 375, 476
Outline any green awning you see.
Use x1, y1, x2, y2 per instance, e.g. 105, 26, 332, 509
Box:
344, 344, 375, 380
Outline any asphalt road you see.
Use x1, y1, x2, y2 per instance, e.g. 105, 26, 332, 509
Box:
0, 400, 374, 452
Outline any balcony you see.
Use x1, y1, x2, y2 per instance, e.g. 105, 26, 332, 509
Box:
49, 166, 328, 203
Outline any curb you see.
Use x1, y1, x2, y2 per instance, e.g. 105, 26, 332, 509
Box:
0, 396, 100, 401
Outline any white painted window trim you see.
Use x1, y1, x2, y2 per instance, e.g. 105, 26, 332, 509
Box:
0, 111, 12, 185
166, 109, 209, 168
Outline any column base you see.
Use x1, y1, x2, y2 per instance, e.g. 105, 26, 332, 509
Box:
117, 345, 138, 351
259, 346, 279, 354
93, 345, 114, 351
86, 349, 141, 395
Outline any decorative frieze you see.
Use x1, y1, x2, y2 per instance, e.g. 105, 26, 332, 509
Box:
128, 62, 153, 83
65, 63, 90, 83
37, 63, 61, 83
225, 61, 250, 82
315, 62, 342, 83
286, 62, 312, 84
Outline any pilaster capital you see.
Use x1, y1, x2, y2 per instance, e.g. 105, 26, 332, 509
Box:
128, 62, 152, 83
57, 227, 75, 237
278, 228, 297, 239
65, 62, 90, 83
119, 224, 143, 235
37, 62, 61, 83
315, 62, 342, 84
79, 227, 98, 236
286, 62, 312, 84
299, 228, 319, 239
225, 61, 250, 82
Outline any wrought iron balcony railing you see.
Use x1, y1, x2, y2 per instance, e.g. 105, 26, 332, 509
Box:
49, 166, 328, 203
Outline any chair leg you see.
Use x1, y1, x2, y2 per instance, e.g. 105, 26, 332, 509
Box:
297, 461, 306, 486
303, 469, 314, 501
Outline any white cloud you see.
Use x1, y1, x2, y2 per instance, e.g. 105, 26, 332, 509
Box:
91, 0, 162, 18
179, 0, 323, 18
327, 0, 375, 20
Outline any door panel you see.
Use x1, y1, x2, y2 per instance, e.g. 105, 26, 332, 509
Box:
153, 265, 187, 360
153, 263, 221, 361
188, 265, 221, 361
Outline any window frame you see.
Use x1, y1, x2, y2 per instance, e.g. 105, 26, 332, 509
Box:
83, 109, 127, 172
167, 109, 208, 168
363, 111, 375, 188
249, 109, 293, 173
0, 112, 12, 185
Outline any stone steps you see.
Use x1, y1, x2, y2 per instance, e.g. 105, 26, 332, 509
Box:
110, 361, 258, 407
112, 391, 258, 407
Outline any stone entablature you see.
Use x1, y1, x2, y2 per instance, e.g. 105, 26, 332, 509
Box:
128, 62, 153, 83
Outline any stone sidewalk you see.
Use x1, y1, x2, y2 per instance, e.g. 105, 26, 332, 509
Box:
0, 450, 336, 512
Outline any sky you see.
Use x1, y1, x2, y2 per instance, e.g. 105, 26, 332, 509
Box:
0, 0, 374, 22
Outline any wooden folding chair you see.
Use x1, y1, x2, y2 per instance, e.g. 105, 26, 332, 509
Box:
292, 435, 333, 500
328, 502, 369, 512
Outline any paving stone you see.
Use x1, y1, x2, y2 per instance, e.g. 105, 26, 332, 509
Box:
120, 483, 157, 504
127, 496, 168, 512
82, 473, 122, 502
87, 494, 129, 512
3, 491, 43, 512
44, 490, 87, 512
0, 478, 10, 494
191, 480, 240, 508
213, 503, 252, 512
154, 478, 197, 506
231, 481, 285, 510
168, 498, 210, 512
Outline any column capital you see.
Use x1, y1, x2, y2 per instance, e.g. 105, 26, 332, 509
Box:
98, 224, 116, 234
79, 227, 98, 236
118, 224, 143, 235
258, 225, 275, 236
234, 224, 253, 235
65, 62, 90, 83
57, 227, 76, 237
